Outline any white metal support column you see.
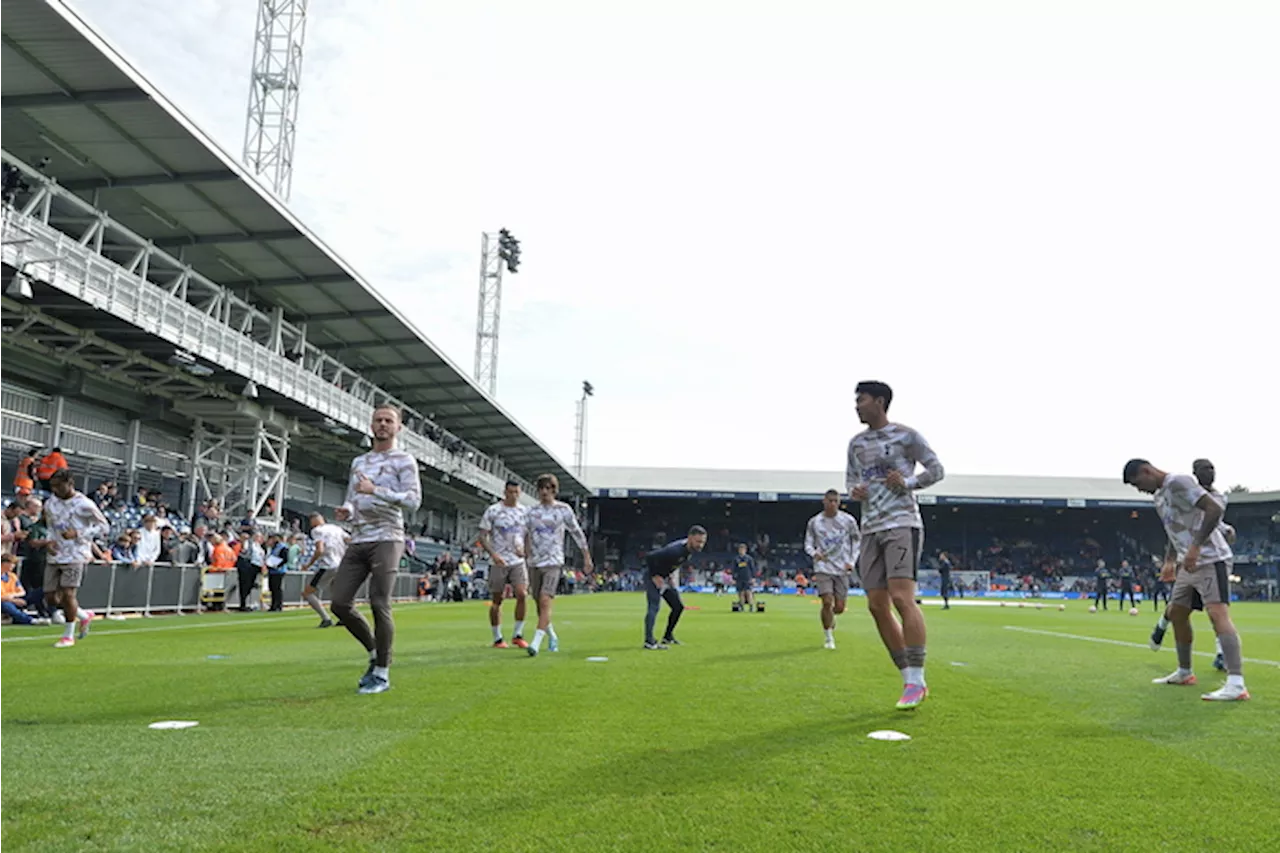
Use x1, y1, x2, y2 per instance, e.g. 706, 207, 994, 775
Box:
49, 394, 66, 449
474, 232, 504, 397
124, 419, 142, 494
188, 414, 290, 529
243, 0, 309, 200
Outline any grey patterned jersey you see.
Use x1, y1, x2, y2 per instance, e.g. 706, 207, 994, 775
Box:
525, 501, 588, 568
479, 502, 529, 567
805, 510, 861, 575
1153, 474, 1232, 567
339, 448, 422, 544
846, 423, 944, 534
43, 492, 109, 565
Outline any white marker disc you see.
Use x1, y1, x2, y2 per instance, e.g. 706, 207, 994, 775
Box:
586, 656, 608, 662
867, 730, 911, 742
149, 720, 199, 730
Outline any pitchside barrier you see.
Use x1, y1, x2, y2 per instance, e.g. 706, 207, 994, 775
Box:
676, 585, 1244, 602
24, 561, 424, 616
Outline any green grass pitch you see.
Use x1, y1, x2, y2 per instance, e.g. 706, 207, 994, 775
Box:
4, 595, 1278, 852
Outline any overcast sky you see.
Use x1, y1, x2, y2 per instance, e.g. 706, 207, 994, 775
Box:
68, 0, 1279, 490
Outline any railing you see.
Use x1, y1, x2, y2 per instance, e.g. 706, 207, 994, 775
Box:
34, 561, 425, 616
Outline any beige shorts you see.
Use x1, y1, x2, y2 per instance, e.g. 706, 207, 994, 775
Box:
530, 566, 561, 600
45, 561, 86, 590
858, 528, 922, 591
490, 561, 529, 594
1172, 561, 1230, 610
814, 572, 849, 603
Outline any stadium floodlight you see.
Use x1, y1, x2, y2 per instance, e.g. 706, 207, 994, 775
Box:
497, 228, 521, 274
582, 381, 594, 398
5, 271, 33, 299
242, 379, 259, 399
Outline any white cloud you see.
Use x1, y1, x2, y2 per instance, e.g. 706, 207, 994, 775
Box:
67, 0, 1280, 489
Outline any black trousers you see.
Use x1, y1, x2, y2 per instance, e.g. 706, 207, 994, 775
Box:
645, 576, 684, 642
237, 565, 259, 609
268, 573, 284, 611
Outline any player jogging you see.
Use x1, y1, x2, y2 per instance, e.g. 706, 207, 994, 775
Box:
300, 512, 349, 628
479, 480, 530, 649
642, 526, 707, 650
1149, 458, 1235, 672
846, 381, 944, 710
730, 543, 757, 612
805, 490, 860, 649
1124, 459, 1248, 701
331, 405, 422, 694
42, 469, 107, 648
523, 474, 592, 657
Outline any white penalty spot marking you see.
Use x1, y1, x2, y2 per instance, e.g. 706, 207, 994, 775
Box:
1003, 626, 1280, 668
867, 730, 911, 742
149, 720, 199, 730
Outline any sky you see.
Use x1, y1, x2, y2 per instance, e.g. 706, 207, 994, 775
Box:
67, 0, 1280, 490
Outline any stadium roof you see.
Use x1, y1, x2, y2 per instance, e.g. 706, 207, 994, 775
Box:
0, 0, 582, 490
586, 466, 1152, 505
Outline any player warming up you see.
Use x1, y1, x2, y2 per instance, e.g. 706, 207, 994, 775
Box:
730, 543, 758, 612
331, 405, 422, 694
805, 490, 860, 649
524, 474, 592, 657
1124, 459, 1248, 701
846, 381, 944, 710
479, 480, 530, 649
299, 512, 349, 628
1148, 459, 1236, 672
42, 470, 107, 647
643, 525, 708, 649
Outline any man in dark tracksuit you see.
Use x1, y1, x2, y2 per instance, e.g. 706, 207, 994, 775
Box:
643, 526, 707, 650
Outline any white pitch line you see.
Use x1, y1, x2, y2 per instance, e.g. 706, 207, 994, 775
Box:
0, 612, 316, 643
1003, 626, 1280, 668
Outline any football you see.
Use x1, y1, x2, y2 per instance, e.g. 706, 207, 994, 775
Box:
1088, 605, 1097, 613
1129, 607, 1139, 616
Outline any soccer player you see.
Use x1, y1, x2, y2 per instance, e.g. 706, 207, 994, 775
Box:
805, 489, 860, 649
937, 550, 954, 610
846, 380, 944, 710
523, 474, 592, 657
42, 469, 107, 647
1148, 459, 1235, 671
1117, 560, 1138, 609
300, 512, 349, 628
642, 525, 707, 649
479, 479, 530, 649
331, 405, 422, 694
730, 543, 757, 612
1092, 560, 1110, 611
1123, 459, 1248, 701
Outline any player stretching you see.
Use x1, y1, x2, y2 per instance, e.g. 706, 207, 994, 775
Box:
846, 381, 944, 710
1149, 458, 1235, 673
300, 512, 348, 628
643, 526, 707, 649
805, 490, 860, 649
331, 405, 422, 694
1124, 459, 1248, 701
731, 543, 757, 612
43, 470, 107, 648
523, 474, 592, 657
479, 480, 530, 649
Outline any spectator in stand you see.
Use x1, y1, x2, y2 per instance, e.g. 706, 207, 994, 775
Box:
159, 526, 177, 562
170, 529, 200, 566
2, 553, 50, 625
265, 533, 288, 611
91, 481, 115, 510
111, 533, 139, 568
2, 498, 29, 556
209, 533, 236, 572
240, 509, 258, 531
136, 515, 162, 566
131, 486, 149, 508
17, 497, 51, 618
286, 533, 303, 572
34, 447, 68, 492
13, 448, 37, 496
